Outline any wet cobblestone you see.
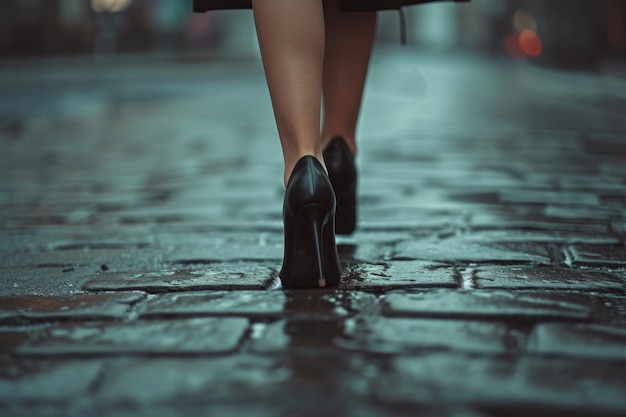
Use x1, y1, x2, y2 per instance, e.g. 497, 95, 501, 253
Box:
82, 266, 270, 292
1, 47, 626, 416
15, 318, 249, 356
379, 355, 626, 412
470, 266, 626, 291
0, 293, 143, 324
383, 290, 593, 321
527, 323, 626, 359
0, 358, 103, 401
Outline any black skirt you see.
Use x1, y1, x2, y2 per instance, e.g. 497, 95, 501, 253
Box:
193, 0, 470, 13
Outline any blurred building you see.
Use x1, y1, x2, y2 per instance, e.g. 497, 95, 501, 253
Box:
0, 0, 624, 68
0, 0, 216, 57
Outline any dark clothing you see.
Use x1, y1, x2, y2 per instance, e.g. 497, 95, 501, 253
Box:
192, 0, 470, 13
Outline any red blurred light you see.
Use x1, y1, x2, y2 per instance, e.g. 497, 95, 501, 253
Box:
519, 30, 543, 57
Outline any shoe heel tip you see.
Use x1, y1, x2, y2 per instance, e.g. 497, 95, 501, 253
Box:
318, 278, 326, 288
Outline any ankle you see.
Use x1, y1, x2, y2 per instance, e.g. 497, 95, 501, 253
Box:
284, 151, 327, 186
321, 133, 356, 156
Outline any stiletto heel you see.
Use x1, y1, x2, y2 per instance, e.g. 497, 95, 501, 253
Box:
299, 204, 329, 288
280, 156, 341, 289
323, 136, 357, 235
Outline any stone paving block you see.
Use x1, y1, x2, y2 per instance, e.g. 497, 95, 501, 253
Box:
16, 318, 248, 355
344, 317, 518, 354
0, 293, 143, 324
47, 240, 153, 251
498, 190, 601, 205
527, 323, 626, 359
96, 356, 287, 404
376, 354, 626, 412
471, 266, 626, 291
357, 209, 463, 232
398, 192, 498, 214
340, 261, 456, 290
570, 245, 626, 267
383, 289, 592, 321
470, 211, 612, 234
353, 405, 491, 417
449, 230, 619, 245
0, 330, 32, 354
0, 358, 103, 401
2, 225, 155, 252
544, 204, 624, 222
392, 241, 551, 264
345, 241, 395, 264
165, 232, 283, 263
82, 265, 271, 292
0, 266, 103, 297
139, 291, 286, 318
0, 248, 167, 269
96, 405, 279, 417
601, 294, 626, 324
96, 405, 280, 417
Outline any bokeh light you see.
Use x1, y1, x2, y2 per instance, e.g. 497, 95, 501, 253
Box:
519, 29, 543, 57
513, 9, 538, 33
506, 9, 543, 59
91, 0, 133, 13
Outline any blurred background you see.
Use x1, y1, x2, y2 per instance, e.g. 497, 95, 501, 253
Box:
0, 0, 625, 68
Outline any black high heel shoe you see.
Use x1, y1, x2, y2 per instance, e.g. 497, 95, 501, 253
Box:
279, 155, 342, 289
323, 136, 357, 235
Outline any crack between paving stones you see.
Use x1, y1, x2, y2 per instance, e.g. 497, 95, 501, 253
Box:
168, 258, 282, 266
237, 318, 274, 353
123, 292, 152, 321
562, 245, 575, 267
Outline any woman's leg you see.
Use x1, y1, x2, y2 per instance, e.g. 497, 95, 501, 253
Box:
321, 0, 377, 155
251, 0, 326, 186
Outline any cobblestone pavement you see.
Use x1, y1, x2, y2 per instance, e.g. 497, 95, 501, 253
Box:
1, 46, 626, 416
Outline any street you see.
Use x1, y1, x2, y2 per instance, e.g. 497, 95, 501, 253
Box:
1, 46, 626, 416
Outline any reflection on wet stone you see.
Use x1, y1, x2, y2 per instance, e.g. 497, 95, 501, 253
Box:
286, 319, 346, 351
251, 319, 349, 353
251, 291, 377, 352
